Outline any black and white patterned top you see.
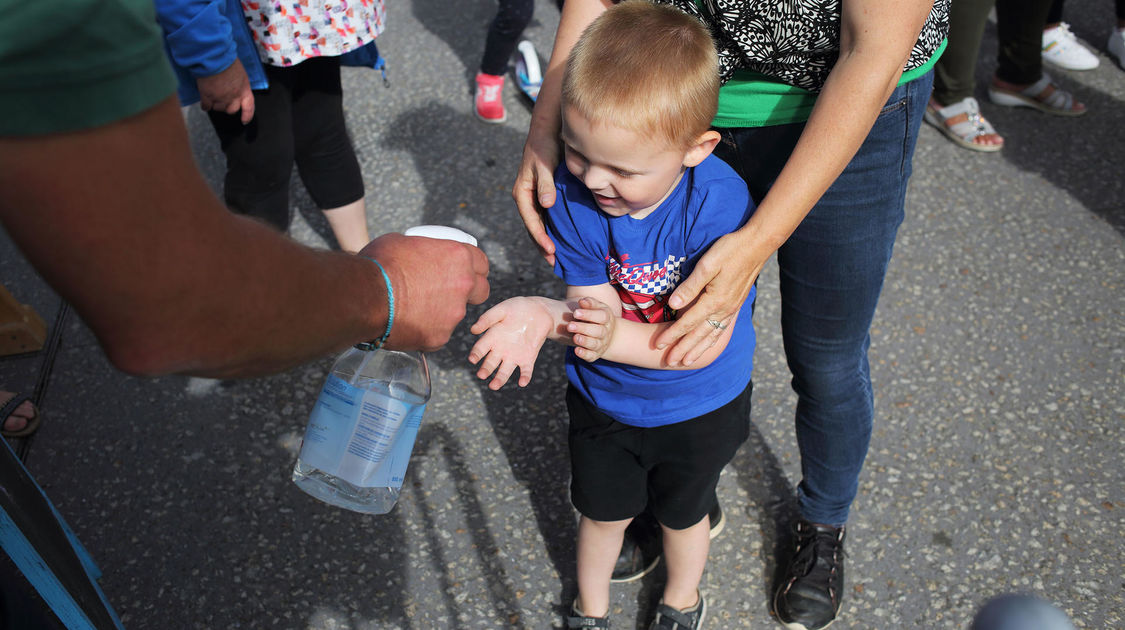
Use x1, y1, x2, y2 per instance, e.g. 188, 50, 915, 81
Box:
655, 0, 950, 91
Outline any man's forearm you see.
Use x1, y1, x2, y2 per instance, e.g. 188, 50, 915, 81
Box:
0, 97, 387, 378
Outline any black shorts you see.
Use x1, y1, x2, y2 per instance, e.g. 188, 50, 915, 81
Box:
566, 380, 752, 530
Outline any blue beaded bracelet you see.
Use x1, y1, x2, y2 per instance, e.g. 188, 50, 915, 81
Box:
356, 256, 394, 351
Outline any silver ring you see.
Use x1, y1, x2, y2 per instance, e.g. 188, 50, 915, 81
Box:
706, 319, 727, 330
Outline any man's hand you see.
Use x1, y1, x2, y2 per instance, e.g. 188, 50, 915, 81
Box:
656, 230, 766, 366
567, 297, 616, 363
197, 58, 255, 124
511, 130, 561, 265
467, 297, 555, 389
361, 233, 490, 353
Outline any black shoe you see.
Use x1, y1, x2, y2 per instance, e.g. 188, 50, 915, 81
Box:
649, 591, 707, 630
707, 502, 725, 540
611, 510, 662, 582
772, 520, 846, 630
611, 502, 726, 583
567, 601, 611, 629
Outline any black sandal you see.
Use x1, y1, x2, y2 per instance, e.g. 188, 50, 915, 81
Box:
1, 392, 41, 438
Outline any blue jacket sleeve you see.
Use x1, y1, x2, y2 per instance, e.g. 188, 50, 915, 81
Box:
154, 0, 238, 79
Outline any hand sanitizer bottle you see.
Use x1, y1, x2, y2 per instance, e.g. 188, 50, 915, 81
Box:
292, 226, 477, 514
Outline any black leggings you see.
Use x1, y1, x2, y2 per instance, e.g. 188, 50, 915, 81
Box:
480, 0, 535, 76
933, 0, 1054, 104
208, 57, 364, 232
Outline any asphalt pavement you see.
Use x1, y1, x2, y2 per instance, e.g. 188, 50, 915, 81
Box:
0, 0, 1122, 627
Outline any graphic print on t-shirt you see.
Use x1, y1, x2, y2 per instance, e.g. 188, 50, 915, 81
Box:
605, 249, 685, 323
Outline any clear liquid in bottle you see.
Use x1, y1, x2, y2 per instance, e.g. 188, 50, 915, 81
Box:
292, 346, 430, 514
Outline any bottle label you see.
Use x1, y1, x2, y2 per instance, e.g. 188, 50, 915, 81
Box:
298, 375, 425, 488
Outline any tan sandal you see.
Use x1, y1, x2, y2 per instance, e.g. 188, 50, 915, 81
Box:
988, 73, 1087, 117
924, 97, 1004, 152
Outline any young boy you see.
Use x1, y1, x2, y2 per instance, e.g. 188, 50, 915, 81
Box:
468, 3, 755, 629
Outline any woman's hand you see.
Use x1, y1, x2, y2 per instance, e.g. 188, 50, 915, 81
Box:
657, 228, 771, 366
468, 297, 555, 389
512, 129, 561, 265
567, 297, 617, 362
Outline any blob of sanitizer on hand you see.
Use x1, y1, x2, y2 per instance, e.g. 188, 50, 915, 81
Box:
291, 225, 477, 514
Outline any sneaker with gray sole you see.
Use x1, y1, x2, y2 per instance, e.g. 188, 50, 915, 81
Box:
649, 592, 707, 630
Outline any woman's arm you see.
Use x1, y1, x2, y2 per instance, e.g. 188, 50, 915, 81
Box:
564, 285, 736, 370
655, 0, 935, 366
511, 0, 612, 265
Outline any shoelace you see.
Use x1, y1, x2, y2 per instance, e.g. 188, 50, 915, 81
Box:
790, 525, 844, 589
1048, 22, 1079, 48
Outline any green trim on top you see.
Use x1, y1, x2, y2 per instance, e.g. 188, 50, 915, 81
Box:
713, 38, 947, 129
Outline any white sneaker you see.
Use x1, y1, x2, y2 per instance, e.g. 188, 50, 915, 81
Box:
1042, 23, 1100, 70
1109, 28, 1125, 69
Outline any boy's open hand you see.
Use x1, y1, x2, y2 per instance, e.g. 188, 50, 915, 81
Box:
568, 297, 616, 363
468, 297, 554, 390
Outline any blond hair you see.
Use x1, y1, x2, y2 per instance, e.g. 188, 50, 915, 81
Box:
562, 1, 719, 149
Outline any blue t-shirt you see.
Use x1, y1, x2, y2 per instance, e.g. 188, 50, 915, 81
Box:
547, 154, 756, 427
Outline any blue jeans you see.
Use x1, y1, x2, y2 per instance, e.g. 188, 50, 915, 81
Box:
712, 71, 932, 526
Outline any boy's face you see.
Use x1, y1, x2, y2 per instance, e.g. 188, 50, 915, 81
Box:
561, 106, 694, 220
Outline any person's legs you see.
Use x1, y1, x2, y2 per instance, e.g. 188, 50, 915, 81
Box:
566, 385, 648, 624
642, 384, 749, 628
926, 0, 1004, 151
208, 67, 296, 232
289, 57, 369, 252
932, 0, 997, 105
1046, 0, 1064, 26
777, 72, 928, 630
990, 0, 1087, 118
1108, 0, 1125, 68
781, 72, 930, 526
1041, 0, 1100, 71
714, 73, 930, 630
480, 0, 534, 76
994, 0, 1054, 84
475, 0, 534, 123
660, 517, 709, 610
320, 200, 369, 253
575, 515, 631, 617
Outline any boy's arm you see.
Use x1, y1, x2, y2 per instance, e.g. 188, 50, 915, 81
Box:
469, 278, 738, 390
564, 285, 736, 370
468, 295, 582, 389
467, 282, 622, 389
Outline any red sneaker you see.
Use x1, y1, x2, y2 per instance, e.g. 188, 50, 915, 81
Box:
474, 72, 506, 123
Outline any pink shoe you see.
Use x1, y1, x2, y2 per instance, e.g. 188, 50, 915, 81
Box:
474, 72, 506, 123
